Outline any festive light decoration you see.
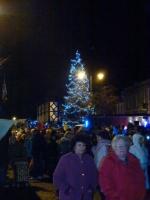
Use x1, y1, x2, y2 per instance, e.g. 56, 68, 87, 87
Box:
26, 119, 39, 128
63, 51, 92, 126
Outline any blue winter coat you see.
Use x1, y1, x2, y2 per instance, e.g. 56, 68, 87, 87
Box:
53, 152, 97, 200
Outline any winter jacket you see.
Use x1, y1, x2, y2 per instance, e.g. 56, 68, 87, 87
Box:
129, 133, 150, 189
58, 136, 71, 158
9, 140, 27, 163
92, 139, 111, 169
99, 152, 146, 200
53, 152, 97, 200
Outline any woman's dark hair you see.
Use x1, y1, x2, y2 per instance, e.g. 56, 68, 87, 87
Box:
70, 133, 90, 152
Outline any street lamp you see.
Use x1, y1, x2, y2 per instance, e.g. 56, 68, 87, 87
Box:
90, 72, 105, 92
12, 116, 17, 126
97, 72, 105, 81
76, 70, 105, 92
12, 116, 16, 121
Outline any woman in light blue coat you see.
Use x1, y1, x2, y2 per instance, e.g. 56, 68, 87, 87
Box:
129, 133, 150, 189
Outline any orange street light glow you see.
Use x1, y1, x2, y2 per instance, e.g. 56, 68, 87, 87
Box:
97, 72, 105, 80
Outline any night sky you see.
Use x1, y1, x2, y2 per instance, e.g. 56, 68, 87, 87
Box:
0, 0, 149, 118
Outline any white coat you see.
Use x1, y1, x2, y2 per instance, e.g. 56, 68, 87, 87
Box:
92, 139, 111, 169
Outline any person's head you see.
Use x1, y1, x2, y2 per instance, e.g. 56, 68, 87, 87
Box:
132, 133, 145, 146
16, 131, 22, 142
45, 128, 52, 139
24, 127, 30, 134
96, 131, 110, 141
71, 134, 89, 156
112, 135, 130, 161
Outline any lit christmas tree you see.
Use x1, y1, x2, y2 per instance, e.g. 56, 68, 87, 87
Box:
63, 51, 92, 127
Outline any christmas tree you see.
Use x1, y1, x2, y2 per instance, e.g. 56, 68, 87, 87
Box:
63, 51, 91, 127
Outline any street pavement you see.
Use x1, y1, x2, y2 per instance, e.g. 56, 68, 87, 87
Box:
0, 178, 102, 200
0, 179, 58, 200
0, 174, 149, 200
0, 167, 101, 200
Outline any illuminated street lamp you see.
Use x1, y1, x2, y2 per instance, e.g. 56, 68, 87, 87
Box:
76, 70, 105, 92
90, 72, 105, 92
12, 116, 17, 126
12, 116, 16, 121
97, 72, 105, 81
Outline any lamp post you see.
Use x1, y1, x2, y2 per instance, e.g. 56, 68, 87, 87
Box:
90, 72, 105, 92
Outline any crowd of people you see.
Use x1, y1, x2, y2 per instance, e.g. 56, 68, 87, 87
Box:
0, 122, 150, 200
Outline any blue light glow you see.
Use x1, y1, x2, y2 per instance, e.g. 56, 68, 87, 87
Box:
84, 120, 89, 128
146, 135, 150, 140
45, 122, 50, 128
27, 120, 39, 128
143, 119, 148, 127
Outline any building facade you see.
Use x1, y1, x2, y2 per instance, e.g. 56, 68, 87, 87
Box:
116, 79, 150, 115
37, 101, 61, 124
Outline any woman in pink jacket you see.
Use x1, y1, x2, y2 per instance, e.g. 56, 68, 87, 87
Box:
99, 135, 146, 200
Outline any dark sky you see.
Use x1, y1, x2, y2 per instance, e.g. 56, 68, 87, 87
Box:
0, 0, 149, 118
